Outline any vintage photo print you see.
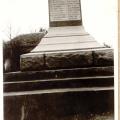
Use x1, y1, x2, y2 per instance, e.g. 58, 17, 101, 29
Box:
0, 0, 118, 120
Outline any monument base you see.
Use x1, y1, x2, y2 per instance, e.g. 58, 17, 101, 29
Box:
32, 26, 103, 52
20, 26, 113, 71
4, 26, 114, 120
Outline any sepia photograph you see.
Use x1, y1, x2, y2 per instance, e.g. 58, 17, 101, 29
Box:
1, 0, 118, 120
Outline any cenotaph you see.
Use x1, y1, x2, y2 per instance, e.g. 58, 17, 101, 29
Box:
4, 1, 114, 120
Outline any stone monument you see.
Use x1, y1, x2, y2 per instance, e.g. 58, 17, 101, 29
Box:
20, 0, 112, 71
4, 1, 114, 120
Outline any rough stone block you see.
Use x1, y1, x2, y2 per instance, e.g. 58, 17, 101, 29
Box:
94, 49, 114, 66
45, 51, 93, 69
20, 53, 45, 71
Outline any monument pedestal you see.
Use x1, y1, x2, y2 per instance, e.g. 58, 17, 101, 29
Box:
19, 0, 113, 71
32, 26, 103, 52
20, 26, 113, 71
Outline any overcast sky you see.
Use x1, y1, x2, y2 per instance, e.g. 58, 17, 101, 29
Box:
0, 0, 49, 41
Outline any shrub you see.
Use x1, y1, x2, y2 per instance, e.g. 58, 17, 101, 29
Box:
3, 32, 45, 72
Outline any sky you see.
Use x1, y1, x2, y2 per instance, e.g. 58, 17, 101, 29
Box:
81, 0, 117, 47
0, 0, 49, 41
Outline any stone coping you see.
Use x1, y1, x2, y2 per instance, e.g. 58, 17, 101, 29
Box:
23, 47, 111, 56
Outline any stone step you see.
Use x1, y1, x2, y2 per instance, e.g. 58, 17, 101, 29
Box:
4, 86, 113, 96
31, 26, 102, 53
45, 26, 87, 37
4, 88, 114, 120
31, 42, 103, 52
4, 66, 114, 82
40, 35, 96, 45
20, 48, 113, 71
4, 76, 114, 92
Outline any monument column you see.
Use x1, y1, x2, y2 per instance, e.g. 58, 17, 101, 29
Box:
49, 0, 82, 27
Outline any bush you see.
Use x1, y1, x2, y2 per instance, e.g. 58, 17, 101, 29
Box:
3, 32, 45, 72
